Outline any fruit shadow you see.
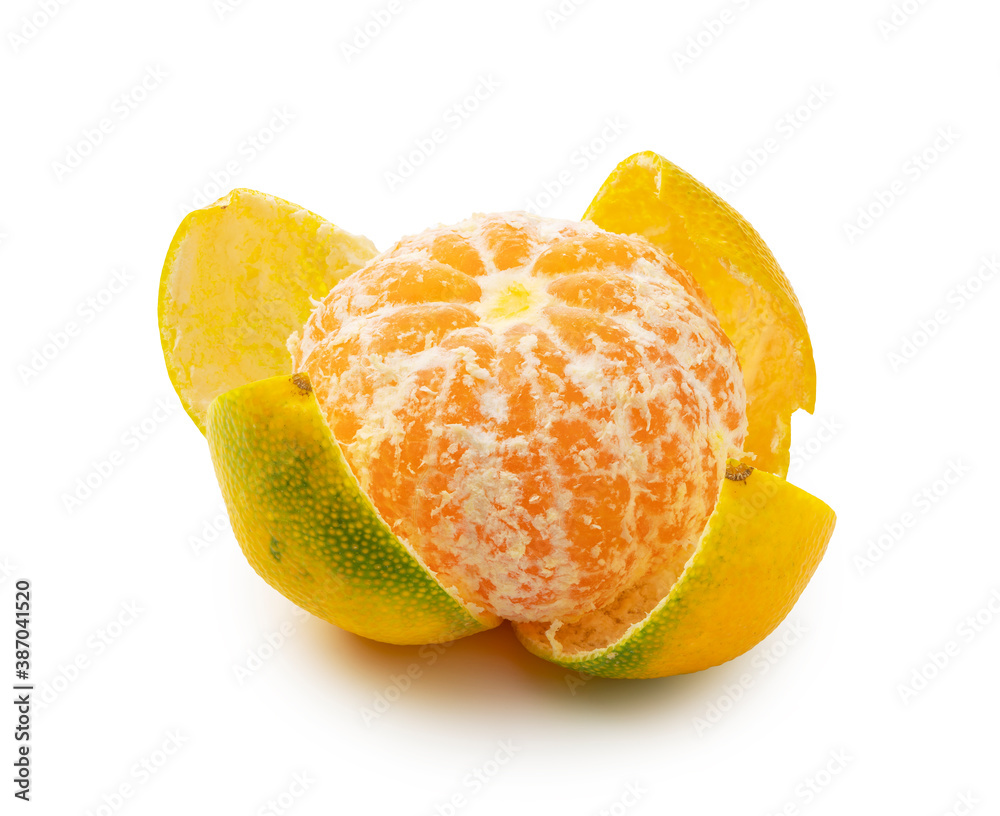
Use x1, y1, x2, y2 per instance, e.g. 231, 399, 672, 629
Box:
301, 616, 733, 722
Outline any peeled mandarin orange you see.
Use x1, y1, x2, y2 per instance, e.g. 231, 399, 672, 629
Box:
159, 154, 836, 678
290, 213, 747, 622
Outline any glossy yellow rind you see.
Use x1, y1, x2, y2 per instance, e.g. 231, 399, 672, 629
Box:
207, 374, 501, 645
159, 188, 377, 434
513, 468, 835, 678
584, 152, 816, 476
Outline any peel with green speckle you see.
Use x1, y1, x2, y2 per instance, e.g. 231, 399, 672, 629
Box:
207, 373, 501, 645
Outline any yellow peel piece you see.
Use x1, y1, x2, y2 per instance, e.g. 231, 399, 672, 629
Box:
513, 466, 835, 678
207, 373, 501, 646
158, 188, 377, 433
584, 152, 816, 476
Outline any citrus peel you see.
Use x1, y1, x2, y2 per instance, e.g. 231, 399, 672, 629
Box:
584, 151, 817, 477
513, 464, 835, 678
159, 188, 377, 432
208, 372, 500, 645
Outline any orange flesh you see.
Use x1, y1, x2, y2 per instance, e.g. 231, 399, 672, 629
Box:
291, 213, 747, 622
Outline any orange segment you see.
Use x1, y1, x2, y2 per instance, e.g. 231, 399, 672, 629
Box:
426, 231, 488, 277
367, 304, 480, 357
584, 152, 817, 477
532, 233, 654, 277
545, 272, 638, 313
480, 214, 534, 270
348, 257, 482, 308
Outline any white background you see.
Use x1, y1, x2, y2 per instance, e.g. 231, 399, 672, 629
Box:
3, 0, 999, 814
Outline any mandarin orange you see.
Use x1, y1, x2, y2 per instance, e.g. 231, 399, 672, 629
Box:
290, 212, 747, 622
